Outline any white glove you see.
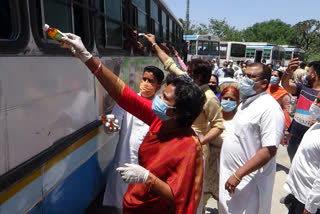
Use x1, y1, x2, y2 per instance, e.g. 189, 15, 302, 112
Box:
61, 33, 92, 63
116, 163, 149, 184
99, 114, 120, 132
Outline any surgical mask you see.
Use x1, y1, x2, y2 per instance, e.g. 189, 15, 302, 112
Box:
152, 96, 175, 121
221, 100, 237, 112
140, 81, 156, 98
309, 103, 320, 121
239, 77, 257, 98
270, 76, 279, 85
275, 64, 280, 69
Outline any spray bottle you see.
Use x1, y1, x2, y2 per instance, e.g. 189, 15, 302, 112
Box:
43, 24, 66, 42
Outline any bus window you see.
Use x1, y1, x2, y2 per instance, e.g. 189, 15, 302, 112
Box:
150, 0, 159, 36
272, 50, 279, 60
199, 41, 209, 55
189, 40, 196, 55
246, 49, 255, 58
0, 0, 13, 39
230, 44, 246, 57
285, 51, 292, 60
162, 11, 167, 41
220, 44, 227, 59
95, 0, 122, 48
209, 42, 219, 56
43, 0, 73, 34
0, 0, 29, 52
263, 50, 271, 59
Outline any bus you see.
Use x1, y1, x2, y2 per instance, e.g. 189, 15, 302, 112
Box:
184, 34, 220, 62
245, 42, 285, 65
0, 0, 183, 213
219, 41, 247, 66
281, 46, 305, 66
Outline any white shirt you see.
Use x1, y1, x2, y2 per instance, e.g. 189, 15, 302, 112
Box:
284, 122, 320, 213
103, 102, 149, 208
218, 77, 238, 86
219, 92, 285, 214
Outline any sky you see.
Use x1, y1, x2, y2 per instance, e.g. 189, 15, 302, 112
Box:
164, 0, 320, 30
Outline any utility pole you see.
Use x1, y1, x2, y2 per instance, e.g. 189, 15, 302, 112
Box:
186, 0, 190, 34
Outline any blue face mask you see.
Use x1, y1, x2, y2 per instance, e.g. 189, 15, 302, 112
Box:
270, 76, 279, 85
221, 100, 237, 112
152, 96, 175, 121
239, 77, 257, 98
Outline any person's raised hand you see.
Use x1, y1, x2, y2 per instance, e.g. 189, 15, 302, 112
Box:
286, 58, 301, 74
61, 33, 92, 63
144, 34, 156, 45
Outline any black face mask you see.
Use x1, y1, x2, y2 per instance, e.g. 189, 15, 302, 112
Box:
209, 85, 217, 93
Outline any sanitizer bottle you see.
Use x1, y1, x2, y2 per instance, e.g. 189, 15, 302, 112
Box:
43, 24, 66, 41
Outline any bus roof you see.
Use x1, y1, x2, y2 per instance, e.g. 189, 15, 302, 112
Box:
244, 42, 276, 46
183, 34, 220, 41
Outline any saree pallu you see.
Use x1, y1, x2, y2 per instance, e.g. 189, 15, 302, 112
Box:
123, 127, 203, 214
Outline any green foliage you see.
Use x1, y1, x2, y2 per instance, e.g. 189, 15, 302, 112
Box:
293, 19, 320, 61
242, 19, 296, 45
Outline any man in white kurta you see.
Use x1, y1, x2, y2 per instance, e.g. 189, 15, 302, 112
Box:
102, 66, 164, 211
283, 95, 320, 214
219, 63, 285, 214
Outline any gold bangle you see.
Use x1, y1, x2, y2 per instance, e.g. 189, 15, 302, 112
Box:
233, 173, 242, 182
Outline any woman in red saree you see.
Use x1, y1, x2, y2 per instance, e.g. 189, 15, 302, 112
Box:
267, 70, 291, 144
62, 34, 205, 214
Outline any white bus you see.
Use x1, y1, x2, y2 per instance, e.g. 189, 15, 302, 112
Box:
219, 41, 247, 66
282, 46, 305, 66
184, 34, 220, 62
0, 0, 183, 213
245, 42, 285, 65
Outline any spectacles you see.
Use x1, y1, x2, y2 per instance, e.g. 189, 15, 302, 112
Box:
243, 72, 258, 79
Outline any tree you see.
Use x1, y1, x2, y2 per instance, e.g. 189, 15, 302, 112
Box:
242, 19, 296, 45
207, 18, 242, 41
293, 19, 320, 53
178, 18, 198, 35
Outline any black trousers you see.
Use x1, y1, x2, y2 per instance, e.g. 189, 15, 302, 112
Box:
284, 194, 320, 214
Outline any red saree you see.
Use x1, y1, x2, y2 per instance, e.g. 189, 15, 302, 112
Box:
117, 86, 203, 214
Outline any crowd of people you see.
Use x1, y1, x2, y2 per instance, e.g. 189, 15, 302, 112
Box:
60, 33, 320, 214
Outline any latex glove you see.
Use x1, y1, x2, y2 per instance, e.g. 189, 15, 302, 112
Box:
116, 163, 149, 184
99, 114, 120, 132
61, 33, 92, 63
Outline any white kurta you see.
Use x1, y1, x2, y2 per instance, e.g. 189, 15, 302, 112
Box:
284, 122, 320, 213
103, 103, 149, 208
219, 92, 284, 214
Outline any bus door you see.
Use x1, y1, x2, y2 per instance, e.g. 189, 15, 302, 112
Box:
255, 50, 263, 63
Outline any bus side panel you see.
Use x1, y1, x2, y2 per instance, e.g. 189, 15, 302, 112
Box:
0, 57, 96, 176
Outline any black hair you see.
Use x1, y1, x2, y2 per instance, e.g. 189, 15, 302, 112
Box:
308, 61, 320, 79
223, 68, 235, 78
211, 74, 219, 85
300, 62, 307, 69
144, 66, 164, 84
247, 62, 271, 90
274, 70, 284, 79
190, 59, 212, 85
166, 73, 205, 127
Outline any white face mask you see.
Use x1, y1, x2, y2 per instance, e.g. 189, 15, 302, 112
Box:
309, 103, 320, 121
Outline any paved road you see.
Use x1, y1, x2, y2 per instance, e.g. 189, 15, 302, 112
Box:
205, 145, 291, 214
